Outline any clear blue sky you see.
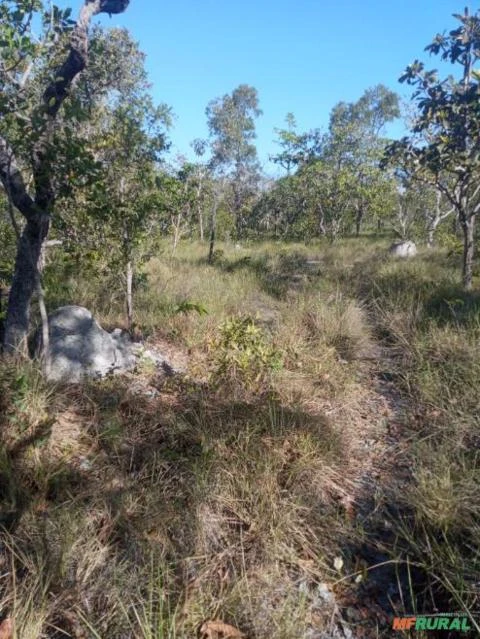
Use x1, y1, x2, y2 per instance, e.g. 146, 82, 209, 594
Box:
73, 0, 472, 173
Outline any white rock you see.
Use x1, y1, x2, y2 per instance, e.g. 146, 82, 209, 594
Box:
389, 240, 417, 258
39, 306, 136, 382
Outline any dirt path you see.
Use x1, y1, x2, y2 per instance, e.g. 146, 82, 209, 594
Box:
323, 336, 422, 638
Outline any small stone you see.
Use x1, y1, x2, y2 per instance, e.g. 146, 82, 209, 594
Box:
317, 582, 335, 603
78, 456, 92, 471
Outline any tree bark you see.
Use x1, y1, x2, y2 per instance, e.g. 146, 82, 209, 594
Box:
208, 200, 218, 264
462, 215, 475, 291
126, 259, 133, 331
171, 213, 182, 256
426, 226, 435, 248
355, 202, 364, 237
4, 218, 49, 352
37, 273, 51, 376
196, 180, 204, 241
317, 205, 326, 237
199, 207, 204, 241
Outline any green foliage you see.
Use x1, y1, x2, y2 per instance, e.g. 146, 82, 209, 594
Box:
206, 84, 262, 237
270, 112, 321, 174
173, 300, 208, 316
0, 215, 17, 283
210, 316, 283, 392
437, 230, 463, 256
255, 86, 399, 241
384, 8, 480, 286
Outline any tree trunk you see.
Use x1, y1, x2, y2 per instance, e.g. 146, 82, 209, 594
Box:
199, 207, 204, 241
232, 178, 244, 240
37, 277, 51, 376
462, 215, 475, 290
126, 259, 133, 331
4, 218, 49, 353
317, 206, 326, 236
355, 205, 364, 237
426, 225, 435, 248
196, 181, 204, 241
0, 286, 8, 345
171, 214, 182, 256
208, 200, 218, 264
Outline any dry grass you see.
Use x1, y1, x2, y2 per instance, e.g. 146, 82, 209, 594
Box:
1, 238, 479, 637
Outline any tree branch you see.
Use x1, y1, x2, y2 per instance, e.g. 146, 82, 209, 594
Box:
1, 0, 130, 220
43, 0, 130, 119
0, 136, 43, 222
33, 0, 130, 211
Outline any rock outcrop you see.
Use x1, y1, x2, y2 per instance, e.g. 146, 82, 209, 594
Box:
36, 306, 179, 383
36, 306, 135, 382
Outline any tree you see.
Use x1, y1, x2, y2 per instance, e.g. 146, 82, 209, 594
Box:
325, 85, 400, 236
252, 87, 399, 242
88, 98, 171, 329
424, 188, 454, 247
190, 139, 214, 242
155, 162, 196, 256
385, 8, 480, 289
250, 175, 304, 238
390, 179, 427, 241
298, 160, 358, 241
0, 0, 131, 352
206, 84, 262, 238
270, 113, 322, 175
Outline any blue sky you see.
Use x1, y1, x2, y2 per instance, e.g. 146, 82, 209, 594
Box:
73, 0, 472, 173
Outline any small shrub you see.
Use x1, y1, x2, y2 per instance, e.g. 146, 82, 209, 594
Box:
209, 316, 283, 393
437, 228, 463, 256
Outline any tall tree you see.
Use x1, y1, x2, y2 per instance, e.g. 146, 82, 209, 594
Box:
206, 84, 262, 237
270, 113, 321, 175
326, 85, 400, 235
385, 8, 480, 289
0, 0, 130, 352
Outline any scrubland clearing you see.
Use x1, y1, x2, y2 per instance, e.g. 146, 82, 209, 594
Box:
1, 239, 478, 638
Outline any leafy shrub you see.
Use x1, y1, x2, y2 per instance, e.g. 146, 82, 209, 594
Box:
437, 228, 463, 256
210, 316, 283, 393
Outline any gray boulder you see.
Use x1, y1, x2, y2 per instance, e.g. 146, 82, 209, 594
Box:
389, 240, 417, 258
40, 306, 136, 383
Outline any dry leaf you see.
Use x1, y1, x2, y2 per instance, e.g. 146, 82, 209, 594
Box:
0, 618, 13, 639
199, 619, 246, 638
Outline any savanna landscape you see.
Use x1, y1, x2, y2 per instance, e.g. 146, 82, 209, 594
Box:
0, 1, 479, 637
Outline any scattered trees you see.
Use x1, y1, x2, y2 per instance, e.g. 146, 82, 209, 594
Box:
1, 2, 479, 360
270, 113, 321, 175
88, 97, 171, 328
254, 85, 399, 241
